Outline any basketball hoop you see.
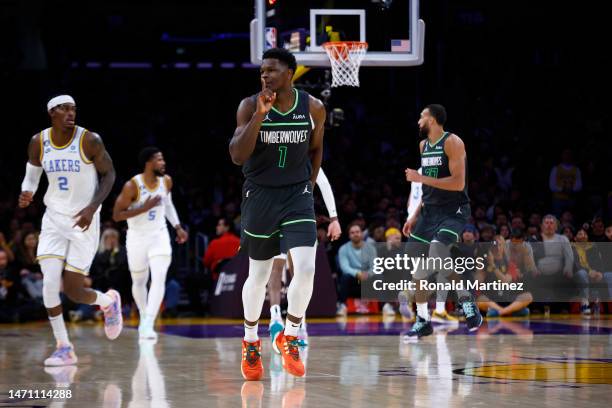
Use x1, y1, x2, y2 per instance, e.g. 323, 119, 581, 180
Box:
323, 41, 368, 87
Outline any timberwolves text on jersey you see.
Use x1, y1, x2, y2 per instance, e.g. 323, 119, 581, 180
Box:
420, 132, 469, 206
242, 89, 313, 187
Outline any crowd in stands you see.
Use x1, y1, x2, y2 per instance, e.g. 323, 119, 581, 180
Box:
2, 154, 611, 322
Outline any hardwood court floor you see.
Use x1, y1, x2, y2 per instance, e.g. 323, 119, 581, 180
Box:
0, 316, 610, 407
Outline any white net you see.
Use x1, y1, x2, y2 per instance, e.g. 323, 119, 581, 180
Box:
323, 42, 368, 87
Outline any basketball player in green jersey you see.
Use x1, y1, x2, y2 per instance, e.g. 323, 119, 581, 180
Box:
229, 48, 325, 380
402, 104, 483, 340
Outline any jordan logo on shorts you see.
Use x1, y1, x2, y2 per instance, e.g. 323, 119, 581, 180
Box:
302, 184, 311, 194
456, 207, 462, 215
246, 190, 250, 198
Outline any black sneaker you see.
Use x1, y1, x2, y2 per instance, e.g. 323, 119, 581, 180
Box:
403, 316, 433, 342
459, 295, 483, 331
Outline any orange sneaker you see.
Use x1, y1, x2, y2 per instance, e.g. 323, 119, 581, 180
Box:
274, 333, 305, 377
241, 340, 264, 381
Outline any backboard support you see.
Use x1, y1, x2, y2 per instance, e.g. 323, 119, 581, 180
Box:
250, 0, 425, 67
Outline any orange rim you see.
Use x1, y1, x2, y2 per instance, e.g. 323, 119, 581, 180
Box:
323, 41, 368, 60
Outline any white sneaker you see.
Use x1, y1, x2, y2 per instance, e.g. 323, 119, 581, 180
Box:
44, 344, 78, 366
336, 303, 348, 317
269, 318, 284, 346
382, 303, 396, 316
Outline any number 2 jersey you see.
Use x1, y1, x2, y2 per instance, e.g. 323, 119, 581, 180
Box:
40, 126, 99, 216
241, 88, 313, 187
126, 174, 169, 234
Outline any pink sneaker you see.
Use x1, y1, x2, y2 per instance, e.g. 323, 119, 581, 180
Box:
44, 344, 78, 366
103, 289, 123, 340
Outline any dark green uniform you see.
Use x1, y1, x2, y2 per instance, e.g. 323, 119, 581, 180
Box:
240, 88, 317, 260
409, 131, 470, 245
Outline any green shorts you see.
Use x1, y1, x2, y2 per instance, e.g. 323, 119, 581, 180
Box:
409, 202, 470, 245
240, 179, 317, 260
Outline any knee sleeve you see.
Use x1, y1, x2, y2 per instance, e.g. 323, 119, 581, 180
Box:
149, 256, 170, 281
286, 245, 316, 318
41, 258, 64, 308
242, 257, 274, 322
131, 268, 150, 314
145, 256, 171, 318
131, 268, 150, 287
429, 240, 454, 277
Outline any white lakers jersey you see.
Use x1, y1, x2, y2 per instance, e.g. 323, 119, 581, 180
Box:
40, 126, 99, 216
126, 174, 168, 233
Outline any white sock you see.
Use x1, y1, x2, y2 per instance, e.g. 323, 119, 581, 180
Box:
417, 302, 430, 321
94, 290, 113, 308
284, 320, 300, 337
131, 269, 150, 316
49, 314, 70, 346
244, 322, 259, 342
435, 302, 446, 314
145, 256, 171, 319
270, 304, 282, 322
40, 258, 62, 309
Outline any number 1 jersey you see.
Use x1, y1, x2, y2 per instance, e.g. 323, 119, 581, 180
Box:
242, 88, 313, 187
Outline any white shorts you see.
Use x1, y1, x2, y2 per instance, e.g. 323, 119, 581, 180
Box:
126, 228, 172, 273
36, 208, 100, 275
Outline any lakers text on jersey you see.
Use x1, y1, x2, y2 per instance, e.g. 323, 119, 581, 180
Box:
40, 126, 98, 216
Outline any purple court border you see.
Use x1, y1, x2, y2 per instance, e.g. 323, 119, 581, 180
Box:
144, 320, 612, 339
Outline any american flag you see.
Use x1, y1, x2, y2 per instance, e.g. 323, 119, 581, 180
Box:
391, 39, 410, 52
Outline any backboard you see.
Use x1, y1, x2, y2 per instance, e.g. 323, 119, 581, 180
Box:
250, 0, 425, 67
